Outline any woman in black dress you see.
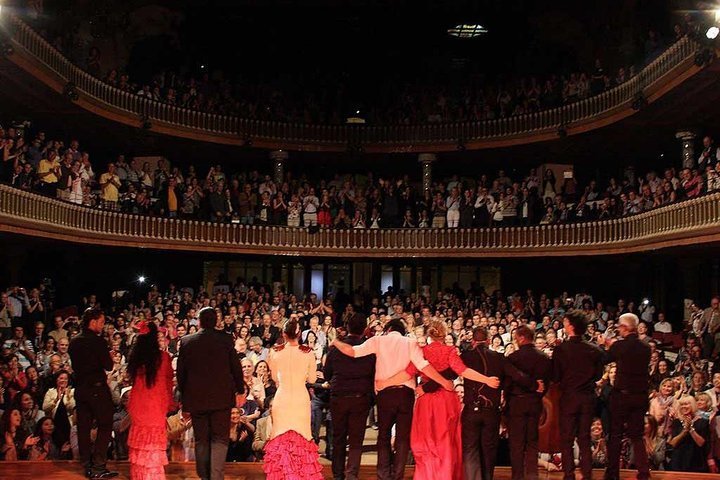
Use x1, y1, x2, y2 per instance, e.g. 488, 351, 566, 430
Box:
668, 395, 710, 472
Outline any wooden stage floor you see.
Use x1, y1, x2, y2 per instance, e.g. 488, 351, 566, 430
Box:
0, 462, 715, 479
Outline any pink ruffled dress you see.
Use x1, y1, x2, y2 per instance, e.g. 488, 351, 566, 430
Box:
128, 352, 174, 480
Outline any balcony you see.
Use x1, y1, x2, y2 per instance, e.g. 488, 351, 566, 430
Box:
2, 185, 719, 258
0, 14, 705, 153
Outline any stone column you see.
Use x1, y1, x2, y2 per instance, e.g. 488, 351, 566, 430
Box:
675, 130, 696, 169
418, 153, 436, 193
269, 150, 288, 185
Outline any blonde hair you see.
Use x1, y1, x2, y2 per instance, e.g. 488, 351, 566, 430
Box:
695, 392, 712, 411
675, 395, 697, 417
426, 319, 448, 341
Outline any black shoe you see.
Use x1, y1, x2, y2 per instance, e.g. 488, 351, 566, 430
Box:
90, 470, 119, 479
84, 469, 93, 479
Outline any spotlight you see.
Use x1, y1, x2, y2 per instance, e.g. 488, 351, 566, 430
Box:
137, 275, 146, 284
642, 298, 650, 305
707, 26, 719, 40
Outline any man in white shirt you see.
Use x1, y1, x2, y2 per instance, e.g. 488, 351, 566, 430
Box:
332, 318, 452, 480
653, 312, 672, 334
302, 188, 319, 227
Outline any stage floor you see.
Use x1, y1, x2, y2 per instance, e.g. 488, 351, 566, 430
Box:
0, 462, 715, 479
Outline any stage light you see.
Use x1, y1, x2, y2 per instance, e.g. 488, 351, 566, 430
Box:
137, 275, 146, 284
642, 298, 650, 305
448, 24, 488, 38
707, 26, 719, 39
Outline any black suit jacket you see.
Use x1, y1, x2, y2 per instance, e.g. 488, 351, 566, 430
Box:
506, 344, 552, 399
177, 329, 244, 413
460, 345, 536, 409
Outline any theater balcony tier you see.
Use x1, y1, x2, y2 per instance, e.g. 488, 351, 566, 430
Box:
0, 14, 707, 153
2, 185, 720, 258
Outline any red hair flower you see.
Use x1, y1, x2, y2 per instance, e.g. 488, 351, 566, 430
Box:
137, 320, 150, 335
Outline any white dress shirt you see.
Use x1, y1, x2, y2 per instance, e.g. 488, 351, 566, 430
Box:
352, 331, 429, 390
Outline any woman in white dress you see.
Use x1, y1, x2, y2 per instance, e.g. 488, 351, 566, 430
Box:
263, 319, 323, 479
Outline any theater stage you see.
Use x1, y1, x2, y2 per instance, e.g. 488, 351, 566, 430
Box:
0, 462, 716, 479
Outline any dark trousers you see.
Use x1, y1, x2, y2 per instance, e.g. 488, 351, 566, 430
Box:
376, 386, 414, 480
192, 409, 231, 480
508, 397, 542, 480
311, 394, 332, 454
330, 394, 371, 480
76, 384, 114, 473
461, 407, 501, 480
559, 392, 594, 480
606, 391, 649, 480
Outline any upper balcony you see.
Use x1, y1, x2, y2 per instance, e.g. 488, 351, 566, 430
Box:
0, 14, 708, 153
2, 184, 720, 258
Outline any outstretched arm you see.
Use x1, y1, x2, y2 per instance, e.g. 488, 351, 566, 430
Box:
376, 370, 414, 391
462, 368, 500, 389
331, 339, 356, 358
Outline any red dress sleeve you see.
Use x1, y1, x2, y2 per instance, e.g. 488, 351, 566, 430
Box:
405, 362, 420, 376
162, 352, 174, 412
447, 348, 468, 376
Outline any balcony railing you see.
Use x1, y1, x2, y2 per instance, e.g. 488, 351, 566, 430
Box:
1, 14, 701, 152
1, 184, 719, 258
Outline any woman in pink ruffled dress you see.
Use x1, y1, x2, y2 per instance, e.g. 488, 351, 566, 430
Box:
263, 318, 323, 479
127, 321, 174, 479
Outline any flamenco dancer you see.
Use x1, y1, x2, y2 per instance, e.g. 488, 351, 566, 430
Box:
126, 320, 174, 479
377, 320, 501, 480
263, 318, 324, 479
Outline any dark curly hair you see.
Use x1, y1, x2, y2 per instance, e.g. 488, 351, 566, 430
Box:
127, 321, 162, 388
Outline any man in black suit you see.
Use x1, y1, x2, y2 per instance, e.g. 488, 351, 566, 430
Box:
506, 325, 552, 480
598, 313, 651, 480
69, 308, 117, 479
461, 327, 542, 480
553, 310, 604, 480
325, 312, 376, 480
252, 313, 280, 348
177, 307, 245, 480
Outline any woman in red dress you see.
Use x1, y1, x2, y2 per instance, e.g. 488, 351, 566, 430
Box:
378, 320, 500, 480
127, 321, 174, 480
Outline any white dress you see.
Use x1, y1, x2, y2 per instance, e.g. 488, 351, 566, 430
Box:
267, 343, 316, 440
263, 343, 323, 480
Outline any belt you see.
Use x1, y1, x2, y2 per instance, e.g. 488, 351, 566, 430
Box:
380, 385, 412, 392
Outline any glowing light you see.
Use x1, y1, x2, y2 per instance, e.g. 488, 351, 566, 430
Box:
448, 24, 488, 38
707, 26, 719, 39
138, 275, 146, 284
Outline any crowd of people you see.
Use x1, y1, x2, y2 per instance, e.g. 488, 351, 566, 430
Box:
27, 4, 694, 126
3, 124, 720, 230
1, 273, 719, 477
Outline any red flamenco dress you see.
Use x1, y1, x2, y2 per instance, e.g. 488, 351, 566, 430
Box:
408, 342, 467, 480
262, 343, 323, 480
128, 351, 174, 480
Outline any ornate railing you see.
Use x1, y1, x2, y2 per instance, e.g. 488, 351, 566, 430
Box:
1, 184, 719, 258
1, 13, 701, 152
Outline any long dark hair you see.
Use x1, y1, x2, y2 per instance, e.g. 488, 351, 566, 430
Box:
127, 321, 162, 388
